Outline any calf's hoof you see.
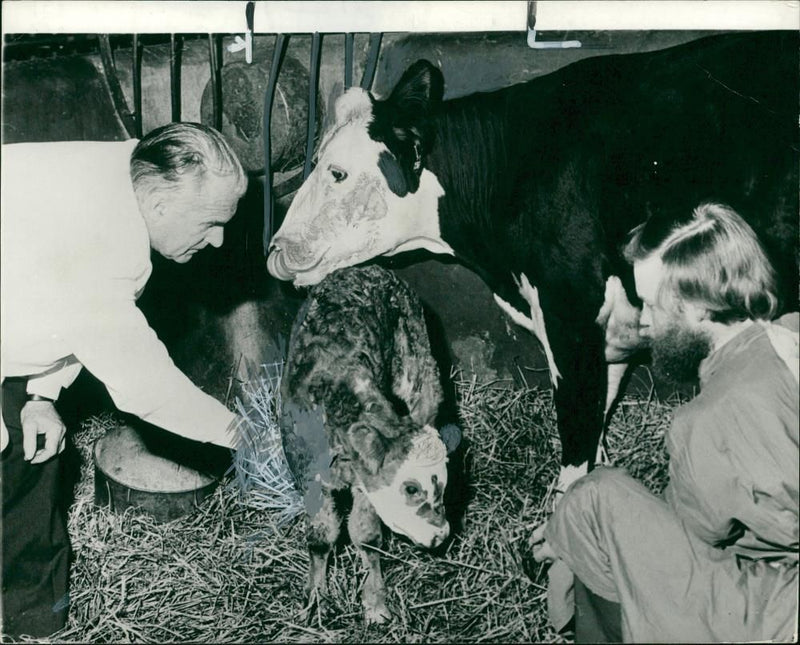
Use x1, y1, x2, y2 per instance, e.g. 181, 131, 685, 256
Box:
363, 598, 391, 625
299, 589, 337, 626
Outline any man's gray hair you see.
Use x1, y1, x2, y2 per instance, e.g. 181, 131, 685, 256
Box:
130, 122, 246, 196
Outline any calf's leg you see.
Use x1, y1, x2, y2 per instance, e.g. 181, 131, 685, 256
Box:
304, 488, 340, 602
348, 488, 390, 624
392, 315, 443, 427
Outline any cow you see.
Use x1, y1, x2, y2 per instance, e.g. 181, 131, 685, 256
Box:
267, 32, 799, 492
278, 264, 453, 624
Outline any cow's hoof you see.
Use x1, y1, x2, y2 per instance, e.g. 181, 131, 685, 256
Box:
556, 463, 588, 496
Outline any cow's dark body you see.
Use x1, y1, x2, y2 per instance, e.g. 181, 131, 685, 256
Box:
380, 32, 798, 468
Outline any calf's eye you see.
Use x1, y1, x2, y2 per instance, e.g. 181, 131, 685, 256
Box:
404, 484, 419, 496
329, 165, 348, 183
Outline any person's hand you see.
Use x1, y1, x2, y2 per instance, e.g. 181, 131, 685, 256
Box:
531, 520, 558, 564
20, 400, 66, 464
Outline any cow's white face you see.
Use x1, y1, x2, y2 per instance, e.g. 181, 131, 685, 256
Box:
267, 88, 452, 287
358, 425, 450, 549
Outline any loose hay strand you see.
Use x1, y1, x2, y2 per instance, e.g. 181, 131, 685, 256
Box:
228, 360, 304, 525
40, 368, 675, 644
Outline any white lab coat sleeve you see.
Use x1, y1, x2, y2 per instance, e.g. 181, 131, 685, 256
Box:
25, 360, 83, 400
67, 290, 238, 449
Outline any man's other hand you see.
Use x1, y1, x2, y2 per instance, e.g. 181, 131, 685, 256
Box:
532, 520, 558, 564
20, 400, 66, 464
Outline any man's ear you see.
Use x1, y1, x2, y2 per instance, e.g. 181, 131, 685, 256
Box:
347, 422, 385, 475
684, 301, 711, 325
153, 198, 167, 219
140, 190, 167, 221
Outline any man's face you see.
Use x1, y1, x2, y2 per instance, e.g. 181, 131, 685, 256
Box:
149, 173, 243, 263
634, 255, 712, 386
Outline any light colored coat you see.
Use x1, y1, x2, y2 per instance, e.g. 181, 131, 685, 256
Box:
1, 141, 236, 449
546, 314, 799, 642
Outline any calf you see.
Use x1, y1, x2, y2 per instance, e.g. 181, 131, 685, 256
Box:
268, 32, 799, 490
279, 264, 450, 624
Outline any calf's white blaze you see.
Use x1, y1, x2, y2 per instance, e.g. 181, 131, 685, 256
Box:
394, 372, 415, 407
359, 426, 449, 548
267, 87, 453, 287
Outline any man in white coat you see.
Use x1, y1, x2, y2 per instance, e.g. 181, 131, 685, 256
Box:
1, 122, 248, 637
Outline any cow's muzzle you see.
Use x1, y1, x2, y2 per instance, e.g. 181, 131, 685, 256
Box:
266, 244, 294, 281
266, 240, 330, 285
429, 532, 447, 549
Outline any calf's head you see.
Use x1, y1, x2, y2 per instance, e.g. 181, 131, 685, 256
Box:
268, 60, 453, 287
349, 421, 450, 549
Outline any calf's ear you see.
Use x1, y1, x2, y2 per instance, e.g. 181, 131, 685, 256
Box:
348, 422, 386, 475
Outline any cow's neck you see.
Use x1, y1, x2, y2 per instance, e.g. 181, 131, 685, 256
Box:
386, 169, 455, 258
425, 93, 522, 287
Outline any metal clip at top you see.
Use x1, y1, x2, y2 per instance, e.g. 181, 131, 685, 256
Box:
228, 0, 255, 63
527, 1, 582, 50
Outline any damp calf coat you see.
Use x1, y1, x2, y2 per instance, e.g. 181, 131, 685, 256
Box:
279, 265, 450, 624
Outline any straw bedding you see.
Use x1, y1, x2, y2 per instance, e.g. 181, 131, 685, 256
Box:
35, 365, 675, 644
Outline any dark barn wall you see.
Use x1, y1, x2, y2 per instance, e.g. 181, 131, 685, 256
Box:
2, 30, 750, 413
2, 54, 128, 142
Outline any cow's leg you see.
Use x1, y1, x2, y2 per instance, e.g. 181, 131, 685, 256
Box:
595, 274, 644, 464
530, 272, 607, 496
594, 362, 631, 465
496, 274, 606, 493
302, 489, 340, 619
348, 488, 390, 624
551, 325, 606, 494
604, 363, 629, 420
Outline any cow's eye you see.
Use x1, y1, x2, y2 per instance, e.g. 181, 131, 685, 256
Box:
404, 484, 419, 497
329, 165, 348, 183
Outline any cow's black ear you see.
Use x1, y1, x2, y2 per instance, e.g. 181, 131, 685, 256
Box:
348, 422, 386, 475
369, 60, 443, 194
378, 150, 410, 197
386, 59, 444, 119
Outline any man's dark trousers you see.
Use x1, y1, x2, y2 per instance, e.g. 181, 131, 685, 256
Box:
1, 377, 70, 638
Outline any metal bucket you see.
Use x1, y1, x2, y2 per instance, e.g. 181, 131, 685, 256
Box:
93, 424, 222, 523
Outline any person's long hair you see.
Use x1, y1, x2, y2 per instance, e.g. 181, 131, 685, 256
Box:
624, 202, 778, 323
